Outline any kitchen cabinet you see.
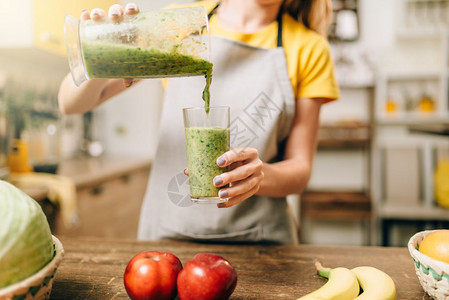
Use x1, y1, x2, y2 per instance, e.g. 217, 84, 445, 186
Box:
50, 237, 428, 299
376, 71, 448, 125
375, 0, 449, 125
0, 0, 120, 57
369, 0, 449, 246
40, 156, 152, 239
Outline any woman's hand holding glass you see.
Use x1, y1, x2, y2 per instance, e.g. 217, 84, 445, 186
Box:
213, 148, 264, 208
185, 147, 264, 207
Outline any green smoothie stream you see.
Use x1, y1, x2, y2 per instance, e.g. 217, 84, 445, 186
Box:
81, 41, 213, 113
185, 127, 230, 198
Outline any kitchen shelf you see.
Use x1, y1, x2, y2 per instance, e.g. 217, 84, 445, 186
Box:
396, 0, 449, 42
378, 202, 449, 220
338, 83, 375, 89
318, 138, 370, 149
379, 202, 449, 246
408, 123, 449, 136
396, 29, 447, 40
404, 0, 449, 3
301, 190, 371, 221
376, 114, 449, 126
382, 71, 442, 81
318, 123, 371, 149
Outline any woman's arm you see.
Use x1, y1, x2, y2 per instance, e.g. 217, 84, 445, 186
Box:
58, 75, 128, 114
259, 97, 323, 197
213, 97, 323, 207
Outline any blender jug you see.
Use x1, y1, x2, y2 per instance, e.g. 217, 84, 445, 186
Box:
64, 6, 211, 86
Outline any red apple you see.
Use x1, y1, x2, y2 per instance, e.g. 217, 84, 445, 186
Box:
177, 253, 237, 300
123, 251, 183, 300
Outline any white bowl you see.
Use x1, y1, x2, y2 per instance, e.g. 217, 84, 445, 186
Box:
0, 236, 64, 300
408, 230, 449, 300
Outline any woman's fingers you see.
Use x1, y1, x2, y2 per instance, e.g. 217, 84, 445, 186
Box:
81, 3, 137, 22
90, 8, 106, 21
108, 4, 124, 21
217, 172, 263, 199
124, 78, 141, 88
80, 9, 90, 20
218, 184, 260, 208
125, 3, 140, 15
217, 148, 259, 167
212, 147, 264, 208
214, 150, 262, 188
214, 160, 262, 188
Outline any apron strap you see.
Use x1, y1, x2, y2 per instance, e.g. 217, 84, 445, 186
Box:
208, 4, 219, 20
207, 3, 283, 48
276, 7, 283, 48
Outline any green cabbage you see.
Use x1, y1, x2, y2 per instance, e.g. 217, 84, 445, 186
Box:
0, 180, 54, 288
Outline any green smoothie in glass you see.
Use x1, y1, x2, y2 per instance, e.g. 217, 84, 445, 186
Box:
183, 107, 230, 204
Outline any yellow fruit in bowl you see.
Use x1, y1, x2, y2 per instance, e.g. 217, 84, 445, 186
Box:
419, 230, 449, 264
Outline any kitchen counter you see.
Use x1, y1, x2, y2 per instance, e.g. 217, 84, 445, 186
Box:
20, 155, 152, 201
56, 155, 152, 189
17, 156, 152, 201
14, 155, 152, 239
50, 237, 429, 300
23, 185, 49, 201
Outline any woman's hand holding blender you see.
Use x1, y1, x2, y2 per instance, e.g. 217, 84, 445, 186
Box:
80, 3, 141, 88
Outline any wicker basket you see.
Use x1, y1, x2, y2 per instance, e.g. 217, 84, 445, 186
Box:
408, 230, 449, 300
0, 236, 64, 300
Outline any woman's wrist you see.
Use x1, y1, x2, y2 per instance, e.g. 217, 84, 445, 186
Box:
58, 76, 112, 114
257, 160, 311, 198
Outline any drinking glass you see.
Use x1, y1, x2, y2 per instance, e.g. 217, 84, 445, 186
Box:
183, 106, 230, 204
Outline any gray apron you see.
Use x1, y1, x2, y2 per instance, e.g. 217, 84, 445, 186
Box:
138, 16, 296, 244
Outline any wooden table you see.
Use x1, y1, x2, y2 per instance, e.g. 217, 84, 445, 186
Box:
50, 237, 429, 300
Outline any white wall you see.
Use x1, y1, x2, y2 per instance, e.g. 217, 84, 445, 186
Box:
96, 80, 164, 158
0, 0, 33, 47
358, 0, 396, 53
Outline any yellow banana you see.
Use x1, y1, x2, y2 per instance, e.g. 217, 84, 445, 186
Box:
352, 266, 397, 300
298, 262, 360, 300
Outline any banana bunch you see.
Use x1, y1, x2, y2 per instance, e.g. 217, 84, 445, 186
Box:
298, 262, 397, 300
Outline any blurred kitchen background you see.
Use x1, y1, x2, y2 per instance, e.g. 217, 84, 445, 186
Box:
1, 0, 448, 247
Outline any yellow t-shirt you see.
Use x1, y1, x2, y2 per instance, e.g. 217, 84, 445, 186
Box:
168, 1, 340, 102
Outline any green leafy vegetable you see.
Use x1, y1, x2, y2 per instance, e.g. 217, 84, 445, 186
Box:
0, 180, 54, 288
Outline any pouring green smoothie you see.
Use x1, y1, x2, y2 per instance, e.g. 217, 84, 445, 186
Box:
65, 6, 213, 113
